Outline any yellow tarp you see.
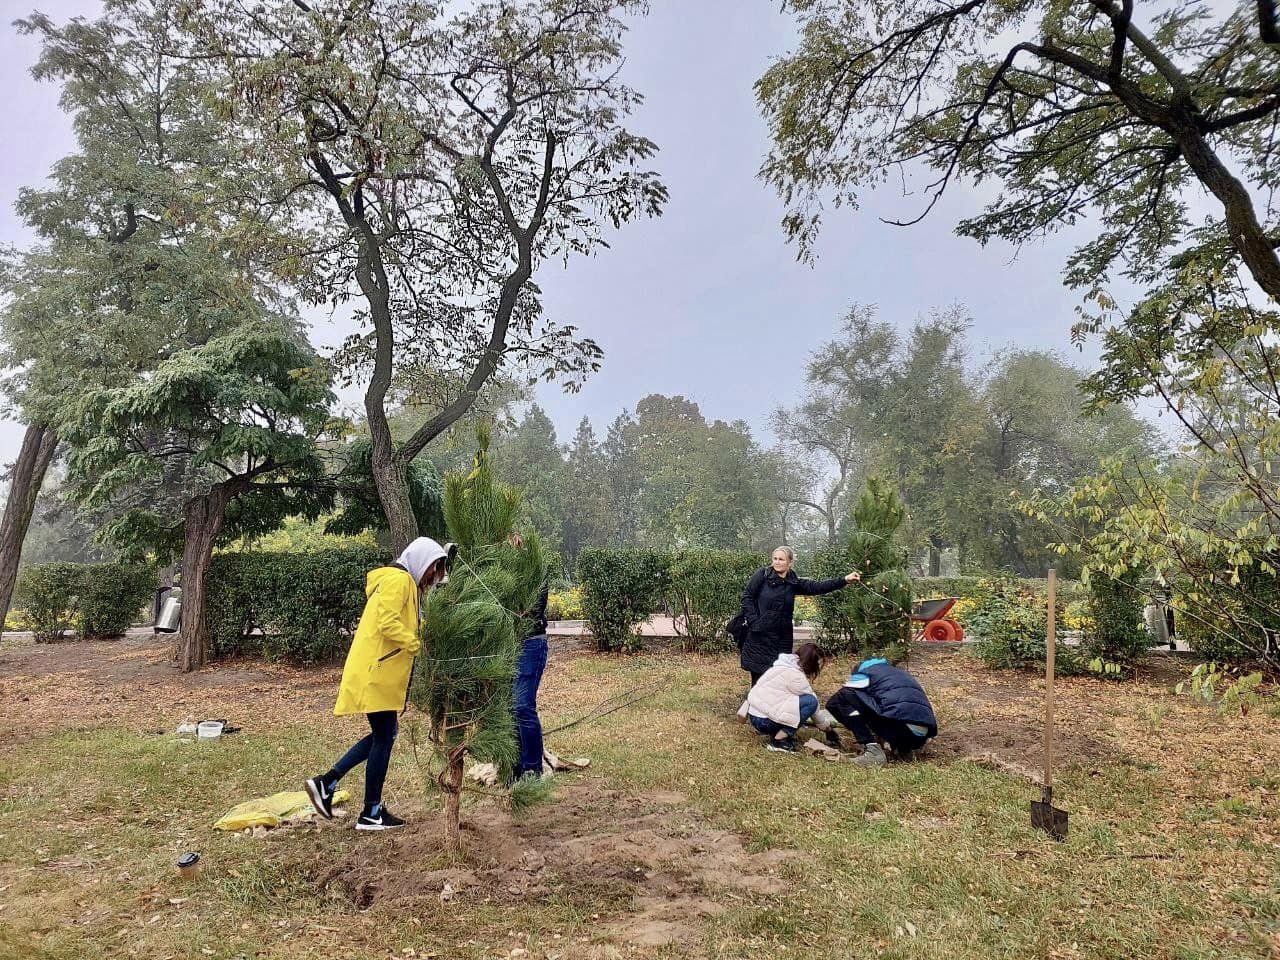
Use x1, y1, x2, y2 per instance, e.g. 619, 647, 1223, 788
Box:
214, 788, 351, 831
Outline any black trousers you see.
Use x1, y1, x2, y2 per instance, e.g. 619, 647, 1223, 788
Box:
325, 710, 399, 809
826, 688, 928, 754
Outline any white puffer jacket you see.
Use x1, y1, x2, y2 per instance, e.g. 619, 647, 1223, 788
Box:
737, 653, 816, 729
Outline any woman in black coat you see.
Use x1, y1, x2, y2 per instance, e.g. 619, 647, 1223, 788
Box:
739, 546, 861, 685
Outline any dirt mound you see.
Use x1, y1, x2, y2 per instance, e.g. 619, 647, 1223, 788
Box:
314, 780, 796, 947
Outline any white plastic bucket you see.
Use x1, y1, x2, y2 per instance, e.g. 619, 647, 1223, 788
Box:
197, 721, 224, 740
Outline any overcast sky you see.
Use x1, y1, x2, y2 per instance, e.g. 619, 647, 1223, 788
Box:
0, 0, 1111, 466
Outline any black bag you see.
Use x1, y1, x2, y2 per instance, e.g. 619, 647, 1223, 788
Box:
727, 566, 766, 651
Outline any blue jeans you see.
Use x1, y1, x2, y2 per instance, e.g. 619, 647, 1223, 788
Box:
513, 635, 549, 778
748, 693, 818, 738
326, 710, 398, 810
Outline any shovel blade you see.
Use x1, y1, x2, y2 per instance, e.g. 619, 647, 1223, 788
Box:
1030, 798, 1069, 841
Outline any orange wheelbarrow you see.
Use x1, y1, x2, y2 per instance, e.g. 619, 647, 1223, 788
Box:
912, 597, 965, 643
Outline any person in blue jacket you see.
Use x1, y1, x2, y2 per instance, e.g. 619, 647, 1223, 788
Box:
825, 657, 938, 766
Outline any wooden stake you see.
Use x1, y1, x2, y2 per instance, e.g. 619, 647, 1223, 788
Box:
1043, 569, 1056, 790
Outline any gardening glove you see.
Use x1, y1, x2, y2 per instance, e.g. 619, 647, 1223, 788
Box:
811, 708, 837, 732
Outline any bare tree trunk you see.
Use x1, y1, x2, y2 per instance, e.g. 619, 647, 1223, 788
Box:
928, 539, 942, 577
442, 746, 466, 859
362, 302, 419, 553
0, 423, 59, 633
371, 445, 418, 555
176, 483, 235, 673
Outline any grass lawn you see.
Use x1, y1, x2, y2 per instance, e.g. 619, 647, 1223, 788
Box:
0, 636, 1276, 960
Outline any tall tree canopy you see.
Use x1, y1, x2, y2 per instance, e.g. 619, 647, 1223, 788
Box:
773, 305, 1153, 572
59, 322, 337, 670
187, 0, 666, 550
759, 0, 1280, 300
1, 0, 298, 633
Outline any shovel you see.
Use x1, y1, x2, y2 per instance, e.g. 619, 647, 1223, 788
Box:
1031, 568, 1068, 841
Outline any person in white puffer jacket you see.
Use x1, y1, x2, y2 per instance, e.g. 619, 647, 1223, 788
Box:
736, 643, 841, 753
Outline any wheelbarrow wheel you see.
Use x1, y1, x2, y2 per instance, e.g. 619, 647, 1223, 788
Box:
954, 623, 965, 642
925, 619, 957, 642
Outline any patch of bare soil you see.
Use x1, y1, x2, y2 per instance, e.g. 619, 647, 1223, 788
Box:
314, 779, 796, 948
825, 645, 1136, 774
0, 632, 336, 744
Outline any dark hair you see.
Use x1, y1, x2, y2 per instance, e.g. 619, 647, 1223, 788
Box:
796, 642, 822, 678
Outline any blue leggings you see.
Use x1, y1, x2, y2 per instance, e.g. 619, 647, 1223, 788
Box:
748, 693, 819, 737
325, 710, 398, 810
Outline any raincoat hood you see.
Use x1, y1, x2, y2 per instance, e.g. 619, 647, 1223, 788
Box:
395, 537, 448, 587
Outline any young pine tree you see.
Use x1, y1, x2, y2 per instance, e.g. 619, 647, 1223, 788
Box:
408, 427, 546, 856
816, 476, 913, 658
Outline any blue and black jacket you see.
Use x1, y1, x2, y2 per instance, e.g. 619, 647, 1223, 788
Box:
841, 658, 938, 738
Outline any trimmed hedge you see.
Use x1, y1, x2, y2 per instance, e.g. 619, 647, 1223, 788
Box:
566, 548, 1112, 666
81, 564, 157, 638
13, 563, 81, 642
915, 576, 1086, 605
13, 562, 155, 642
208, 547, 386, 663
668, 550, 764, 652
576, 549, 671, 652
578, 548, 845, 654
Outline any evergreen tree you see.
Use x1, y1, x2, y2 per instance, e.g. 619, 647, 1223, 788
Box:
814, 477, 913, 659
563, 418, 615, 569
409, 427, 547, 856
493, 405, 568, 560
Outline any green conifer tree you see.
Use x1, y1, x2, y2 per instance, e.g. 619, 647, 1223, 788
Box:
815, 476, 913, 658
408, 426, 546, 855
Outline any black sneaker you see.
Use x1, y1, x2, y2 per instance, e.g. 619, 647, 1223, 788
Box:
356, 806, 406, 831
304, 776, 335, 820
765, 736, 796, 753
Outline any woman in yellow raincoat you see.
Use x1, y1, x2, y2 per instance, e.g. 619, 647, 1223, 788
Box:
305, 537, 448, 832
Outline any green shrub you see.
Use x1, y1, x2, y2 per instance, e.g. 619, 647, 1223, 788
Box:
667, 549, 764, 652
1082, 571, 1149, 662
546, 585, 585, 621
10, 562, 154, 641
576, 549, 671, 652
915, 575, 1087, 605
208, 547, 386, 662
1177, 607, 1255, 662
78, 563, 155, 638
14, 562, 83, 642
1173, 560, 1279, 663
970, 578, 1087, 675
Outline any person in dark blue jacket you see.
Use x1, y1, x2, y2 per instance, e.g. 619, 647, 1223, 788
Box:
739, 546, 861, 686
825, 658, 937, 766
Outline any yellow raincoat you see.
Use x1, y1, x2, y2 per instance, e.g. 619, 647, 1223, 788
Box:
334, 567, 423, 715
